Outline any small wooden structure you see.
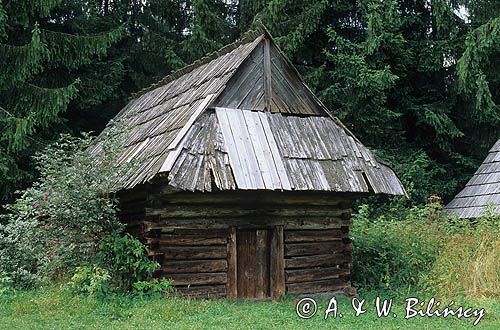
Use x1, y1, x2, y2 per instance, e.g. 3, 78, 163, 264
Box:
445, 139, 500, 218
90, 27, 406, 298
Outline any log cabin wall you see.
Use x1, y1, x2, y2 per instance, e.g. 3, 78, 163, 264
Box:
119, 183, 357, 298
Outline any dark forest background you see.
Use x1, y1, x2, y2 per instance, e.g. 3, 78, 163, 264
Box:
1, 0, 499, 205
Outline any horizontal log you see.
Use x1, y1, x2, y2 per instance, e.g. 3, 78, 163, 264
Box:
284, 229, 347, 243
161, 259, 227, 274
143, 217, 351, 231
157, 229, 230, 236
147, 236, 227, 246
285, 242, 343, 257
285, 267, 349, 283
146, 205, 350, 219
286, 278, 347, 294
285, 253, 346, 269
162, 272, 227, 286
175, 284, 227, 298
157, 246, 227, 260
285, 218, 352, 229
149, 190, 355, 207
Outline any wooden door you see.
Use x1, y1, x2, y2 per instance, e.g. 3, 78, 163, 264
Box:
236, 229, 270, 298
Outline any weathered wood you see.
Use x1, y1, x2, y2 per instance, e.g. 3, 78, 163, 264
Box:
285, 242, 343, 257
143, 216, 351, 231
176, 284, 227, 298
286, 279, 347, 294
243, 110, 280, 189
216, 107, 251, 188
258, 111, 292, 190
285, 267, 349, 283
146, 205, 350, 219
237, 229, 256, 298
263, 38, 272, 111
163, 272, 227, 286
227, 227, 237, 298
159, 246, 226, 260
284, 229, 346, 242
151, 189, 357, 206
147, 236, 227, 246
270, 226, 285, 298
285, 253, 346, 269
255, 229, 270, 299
161, 259, 227, 274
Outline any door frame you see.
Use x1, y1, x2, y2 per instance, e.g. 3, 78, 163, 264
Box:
227, 225, 284, 298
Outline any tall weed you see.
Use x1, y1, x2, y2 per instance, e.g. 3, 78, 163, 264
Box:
352, 198, 500, 299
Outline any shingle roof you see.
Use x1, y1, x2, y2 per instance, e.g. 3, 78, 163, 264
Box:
90, 27, 406, 196
445, 139, 500, 218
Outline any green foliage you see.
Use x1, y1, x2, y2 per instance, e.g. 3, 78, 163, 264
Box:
252, 0, 498, 204
67, 233, 167, 297
133, 278, 173, 298
0, 272, 15, 296
0, 0, 124, 204
351, 202, 442, 292
1, 0, 498, 209
425, 208, 500, 298
68, 265, 111, 298
457, 17, 500, 121
352, 199, 500, 298
97, 234, 160, 292
0, 132, 127, 288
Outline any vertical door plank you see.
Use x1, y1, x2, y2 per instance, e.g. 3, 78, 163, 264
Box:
227, 227, 237, 298
270, 226, 285, 298
237, 229, 257, 298
255, 230, 270, 299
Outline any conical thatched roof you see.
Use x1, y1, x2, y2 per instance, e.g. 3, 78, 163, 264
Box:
445, 139, 500, 218
90, 27, 406, 196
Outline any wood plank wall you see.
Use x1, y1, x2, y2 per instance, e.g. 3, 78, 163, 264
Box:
119, 183, 356, 298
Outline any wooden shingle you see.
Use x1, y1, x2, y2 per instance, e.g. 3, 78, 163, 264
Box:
445, 139, 500, 218
90, 27, 406, 196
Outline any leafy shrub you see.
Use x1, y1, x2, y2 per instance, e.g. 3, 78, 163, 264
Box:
0, 131, 129, 288
351, 197, 444, 292
97, 234, 160, 291
67, 233, 168, 297
0, 212, 47, 288
0, 272, 15, 296
133, 278, 173, 298
69, 266, 111, 298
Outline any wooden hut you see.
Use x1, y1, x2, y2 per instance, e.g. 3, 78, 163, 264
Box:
445, 139, 500, 218
90, 27, 406, 299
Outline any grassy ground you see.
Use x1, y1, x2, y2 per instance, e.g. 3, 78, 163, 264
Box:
0, 288, 498, 329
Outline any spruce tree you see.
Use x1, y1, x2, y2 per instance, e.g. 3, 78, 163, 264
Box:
0, 0, 123, 203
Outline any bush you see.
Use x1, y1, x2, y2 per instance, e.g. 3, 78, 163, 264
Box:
133, 278, 174, 298
0, 211, 47, 288
0, 272, 15, 296
67, 233, 169, 297
0, 131, 130, 288
97, 234, 160, 291
351, 201, 442, 293
69, 266, 111, 298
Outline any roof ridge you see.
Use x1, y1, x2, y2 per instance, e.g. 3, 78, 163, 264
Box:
131, 27, 266, 99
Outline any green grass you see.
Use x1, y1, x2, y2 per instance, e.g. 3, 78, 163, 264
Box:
0, 288, 498, 329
